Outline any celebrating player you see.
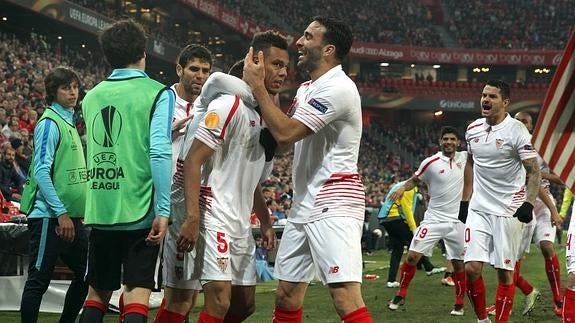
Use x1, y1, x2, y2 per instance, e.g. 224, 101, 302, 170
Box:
243, 16, 373, 322
460, 80, 541, 323
175, 30, 287, 322
387, 126, 467, 317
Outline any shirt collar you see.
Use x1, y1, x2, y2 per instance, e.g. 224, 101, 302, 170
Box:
171, 83, 191, 108
438, 152, 452, 162
485, 113, 511, 131
309, 65, 342, 89
49, 102, 75, 123
108, 68, 148, 80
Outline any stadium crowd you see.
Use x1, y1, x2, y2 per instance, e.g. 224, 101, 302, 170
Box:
445, 0, 575, 50
72, 0, 573, 50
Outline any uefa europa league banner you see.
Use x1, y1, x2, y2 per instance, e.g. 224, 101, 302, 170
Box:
6, 0, 180, 63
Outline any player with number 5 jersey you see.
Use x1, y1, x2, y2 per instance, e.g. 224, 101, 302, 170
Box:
175, 31, 288, 323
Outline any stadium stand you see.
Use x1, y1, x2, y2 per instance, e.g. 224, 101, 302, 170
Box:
0, 0, 570, 212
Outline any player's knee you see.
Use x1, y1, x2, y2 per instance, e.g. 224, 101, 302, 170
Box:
208, 294, 231, 314
540, 241, 555, 257
275, 287, 302, 309
464, 263, 481, 280
406, 252, 421, 265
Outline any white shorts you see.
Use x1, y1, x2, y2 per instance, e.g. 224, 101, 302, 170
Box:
274, 217, 363, 285
162, 206, 202, 290
566, 206, 575, 274
194, 228, 256, 286
464, 209, 523, 271
533, 198, 557, 244
517, 217, 536, 258
409, 221, 465, 260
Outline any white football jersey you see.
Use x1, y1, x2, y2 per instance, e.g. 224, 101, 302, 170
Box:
288, 65, 365, 223
415, 151, 467, 222
170, 84, 193, 180
195, 94, 266, 238
466, 114, 538, 216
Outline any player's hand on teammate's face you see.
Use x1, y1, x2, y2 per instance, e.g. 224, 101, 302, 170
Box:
243, 47, 266, 88
146, 216, 169, 245
176, 218, 199, 252
57, 214, 75, 242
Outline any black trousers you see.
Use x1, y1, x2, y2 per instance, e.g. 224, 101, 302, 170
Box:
21, 217, 89, 323
381, 218, 435, 282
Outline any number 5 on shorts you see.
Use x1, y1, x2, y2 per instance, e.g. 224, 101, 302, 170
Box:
217, 232, 228, 253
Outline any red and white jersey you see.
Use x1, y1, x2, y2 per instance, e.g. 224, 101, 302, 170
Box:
415, 151, 467, 222
288, 65, 365, 223
170, 83, 194, 180
195, 94, 266, 238
466, 114, 538, 216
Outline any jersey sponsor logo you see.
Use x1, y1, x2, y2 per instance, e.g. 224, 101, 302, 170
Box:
308, 98, 328, 113
68, 168, 88, 184
328, 265, 339, 274
91, 106, 122, 148
496, 139, 504, 149
217, 257, 228, 272
204, 112, 220, 129
249, 120, 256, 127
439, 169, 445, 174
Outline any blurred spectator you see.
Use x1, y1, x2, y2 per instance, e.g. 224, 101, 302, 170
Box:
254, 235, 275, 282
0, 147, 23, 202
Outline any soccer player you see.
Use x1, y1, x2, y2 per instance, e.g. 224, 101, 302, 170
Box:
80, 19, 173, 322
243, 16, 373, 322
565, 192, 575, 321
19, 67, 88, 323
170, 44, 212, 177
175, 31, 287, 322
510, 111, 564, 315
387, 126, 467, 316
460, 80, 541, 323
153, 43, 213, 323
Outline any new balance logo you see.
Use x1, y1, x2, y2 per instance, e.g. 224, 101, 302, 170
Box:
328, 266, 339, 274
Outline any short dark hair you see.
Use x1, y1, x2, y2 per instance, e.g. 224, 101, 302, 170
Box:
440, 126, 460, 140
250, 30, 288, 53
228, 59, 244, 78
312, 16, 353, 61
44, 67, 80, 104
100, 19, 146, 69
177, 44, 212, 68
486, 80, 510, 100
